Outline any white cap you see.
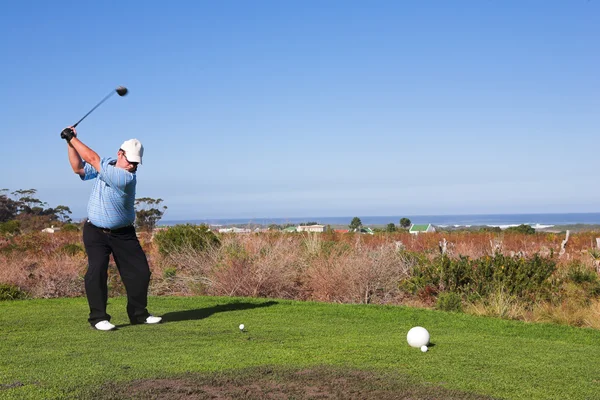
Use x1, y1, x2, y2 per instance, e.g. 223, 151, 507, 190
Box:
120, 139, 144, 165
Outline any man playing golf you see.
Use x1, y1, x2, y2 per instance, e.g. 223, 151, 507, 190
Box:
62, 127, 161, 331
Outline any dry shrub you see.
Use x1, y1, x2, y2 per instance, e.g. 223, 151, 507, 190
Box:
586, 300, 600, 329
450, 232, 495, 258
305, 241, 412, 304
0, 253, 85, 298
153, 232, 413, 304
530, 273, 600, 329
303, 232, 322, 256
30, 255, 86, 298
0, 254, 31, 289
153, 233, 304, 298
149, 239, 217, 296
209, 234, 303, 298
405, 233, 439, 253
304, 251, 355, 303
532, 299, 600, 329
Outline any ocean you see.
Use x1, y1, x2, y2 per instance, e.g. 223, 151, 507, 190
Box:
160, 213, 600, 229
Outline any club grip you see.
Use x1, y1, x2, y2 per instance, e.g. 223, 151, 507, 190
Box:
61, 127, 75, 142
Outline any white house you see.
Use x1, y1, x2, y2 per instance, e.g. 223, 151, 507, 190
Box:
352, 227, 374, 235
297, 224, 325, 233
218, 227, 252, 233
41, 225, 60, 233
409, 224, 435, 235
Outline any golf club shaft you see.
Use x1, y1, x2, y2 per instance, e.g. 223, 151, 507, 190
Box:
72, 90, 117, 127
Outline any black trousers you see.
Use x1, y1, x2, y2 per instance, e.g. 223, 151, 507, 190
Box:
83, 221, 151, 326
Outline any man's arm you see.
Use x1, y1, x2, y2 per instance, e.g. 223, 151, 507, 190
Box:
69, 137, 101, 173
67, 140, 85, 177
62, 127, 101, 173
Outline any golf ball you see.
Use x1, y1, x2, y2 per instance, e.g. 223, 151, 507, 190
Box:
239, 324, 245, 330
421, 345, 428, 352
407, 326, 430, 348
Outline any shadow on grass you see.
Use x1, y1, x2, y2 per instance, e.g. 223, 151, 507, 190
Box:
160, 300, 278, 323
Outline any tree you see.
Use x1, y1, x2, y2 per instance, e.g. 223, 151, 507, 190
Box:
135, 197, 167, 232
400, 218, 411, 229
386, 223, 397, 232
53, 205, 73, 223
0, 194, 19, 223
11, 189, 46, 215
1, 188, 80, 232
4, 189, 70, 230
349, 217, 362, 231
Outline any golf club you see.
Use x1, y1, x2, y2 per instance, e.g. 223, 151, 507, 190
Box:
73, 86, 128, 127
61, 86, 128, 140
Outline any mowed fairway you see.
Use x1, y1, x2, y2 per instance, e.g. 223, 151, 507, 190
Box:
1, 297, 599, 399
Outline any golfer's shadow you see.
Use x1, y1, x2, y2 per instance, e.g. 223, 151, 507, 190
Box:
160, 300, 278, 323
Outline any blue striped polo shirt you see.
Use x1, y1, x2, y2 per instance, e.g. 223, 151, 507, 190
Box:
81, 157, 136, 229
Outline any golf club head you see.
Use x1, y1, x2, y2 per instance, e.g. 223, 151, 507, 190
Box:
116, 86, 128, 96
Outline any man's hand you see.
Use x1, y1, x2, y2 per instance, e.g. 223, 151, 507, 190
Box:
60, 126, 77, 142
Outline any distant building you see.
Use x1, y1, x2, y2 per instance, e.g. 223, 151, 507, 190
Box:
334, 229, 349, 233
41, 225, 60, 233
409, 224, 436, 234
218, 227, 252, 234
297, 224, 325, 233
282, 226, 298, 233
354, 227, 374, 235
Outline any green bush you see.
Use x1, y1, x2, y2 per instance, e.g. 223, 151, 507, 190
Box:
565, 262, 600, 297
163, 267, 177, 279
61, 223, 80, 232
479, 226, 502, 233
406, 253, 556, 301
567, 262, 598, 284
223, 240, 249, 259
61, 243, 85, 256
153, 224, 221, 255
436, 292, 463, 312
505, 224, 536, 234
0, 284, 28, 300
469, 253, 556, 299
0, 244, 16, 254
0, 220, 20, 235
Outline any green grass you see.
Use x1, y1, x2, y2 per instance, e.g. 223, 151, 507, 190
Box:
1, 296, 600, 399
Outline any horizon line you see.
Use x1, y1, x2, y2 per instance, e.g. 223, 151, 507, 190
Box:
160, 211, 600, 222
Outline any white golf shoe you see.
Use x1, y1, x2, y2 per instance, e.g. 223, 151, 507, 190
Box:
145, 315, 162, 324
94, 320, 116, 331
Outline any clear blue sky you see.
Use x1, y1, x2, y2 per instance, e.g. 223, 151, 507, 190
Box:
1, 1, 599, 220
